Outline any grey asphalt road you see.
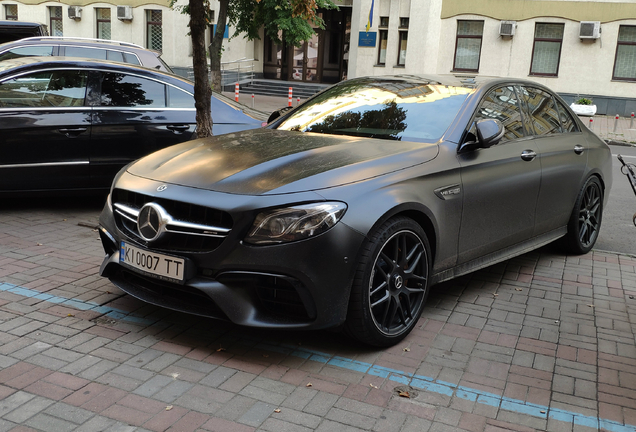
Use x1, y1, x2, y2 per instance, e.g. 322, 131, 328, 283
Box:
595, 144, 636, 255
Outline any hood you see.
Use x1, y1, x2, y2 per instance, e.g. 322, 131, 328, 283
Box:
126, 128, 439, 195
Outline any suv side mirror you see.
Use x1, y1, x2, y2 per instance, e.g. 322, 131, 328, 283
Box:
475, 119, 505, 148
267, 106, 293, 124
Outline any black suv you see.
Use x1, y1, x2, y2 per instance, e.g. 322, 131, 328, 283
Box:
0, 21, 48, 44
0, 36, 171, 72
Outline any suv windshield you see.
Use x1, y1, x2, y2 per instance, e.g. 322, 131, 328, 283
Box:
276, 79, 473, 142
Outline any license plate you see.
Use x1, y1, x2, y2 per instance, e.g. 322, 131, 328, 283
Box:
120, 241, 185, 282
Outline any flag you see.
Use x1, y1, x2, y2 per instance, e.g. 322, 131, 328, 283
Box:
366, 0, 374, 32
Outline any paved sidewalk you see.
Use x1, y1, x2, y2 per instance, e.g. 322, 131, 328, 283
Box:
1, 199, 636, 431
585, 115, 636, 145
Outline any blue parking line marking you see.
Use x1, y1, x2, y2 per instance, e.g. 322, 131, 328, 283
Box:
1, 282, 635, 432
0, 282, 154, 326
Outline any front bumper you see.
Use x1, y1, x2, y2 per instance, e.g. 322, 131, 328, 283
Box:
98, 189, 366, 330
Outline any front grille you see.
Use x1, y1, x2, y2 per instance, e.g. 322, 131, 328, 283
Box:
112, 188, 233, 253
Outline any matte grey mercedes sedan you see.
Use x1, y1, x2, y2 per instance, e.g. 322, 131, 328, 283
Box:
98, 75, 612, 346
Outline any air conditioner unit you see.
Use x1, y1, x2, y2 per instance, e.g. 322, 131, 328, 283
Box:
580, 21, 601, 39
68, 6, 82, 20
117, 5, 133, 21
499, 21, 516, 37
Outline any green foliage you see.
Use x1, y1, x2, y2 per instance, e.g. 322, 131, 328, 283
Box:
228, 0, 338, 47
576, 97, 593, 105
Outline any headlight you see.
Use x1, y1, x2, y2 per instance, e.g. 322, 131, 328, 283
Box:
245, 202, 347, 245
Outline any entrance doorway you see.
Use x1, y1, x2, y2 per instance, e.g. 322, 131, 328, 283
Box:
291, 32, 319, 82
262, 7, 351, 84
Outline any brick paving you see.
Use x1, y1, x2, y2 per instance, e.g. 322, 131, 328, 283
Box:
0, 193, 636, 431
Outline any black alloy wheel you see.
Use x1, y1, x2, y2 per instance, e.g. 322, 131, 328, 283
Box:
562, 176, 603, 254
345, 217, 430, 346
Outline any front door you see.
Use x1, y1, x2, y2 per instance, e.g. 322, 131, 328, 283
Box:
457, 86, 541, 264
290, 32, 320, 82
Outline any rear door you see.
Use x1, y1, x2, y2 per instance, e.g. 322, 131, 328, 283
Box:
457, 85, 541, 263
89, 70, 195, 188
517, 86, 588, 234
0, 68, 90, 191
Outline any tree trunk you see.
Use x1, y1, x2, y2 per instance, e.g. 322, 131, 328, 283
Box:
189, 0, 213, 137
209, 0, 228, 92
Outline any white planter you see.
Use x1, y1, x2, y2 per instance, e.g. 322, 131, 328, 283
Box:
570, 103, 597, 116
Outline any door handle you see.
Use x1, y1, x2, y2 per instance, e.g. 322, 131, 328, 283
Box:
574, 144, 585, 155
167, 125, 190, 133
58, 127, 87, 138
521, 150, 537, 161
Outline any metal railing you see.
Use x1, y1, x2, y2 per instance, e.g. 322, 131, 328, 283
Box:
186, 58, 254, 88
220, 57, 255, 86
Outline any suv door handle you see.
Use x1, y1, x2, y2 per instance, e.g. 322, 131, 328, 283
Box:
521, 150, 537, 161
167, 125, 190, 133
58, 127, 87, 137
574, 144, 585, 155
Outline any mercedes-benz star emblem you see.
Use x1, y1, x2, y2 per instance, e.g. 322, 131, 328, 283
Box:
137, 203, 168, 242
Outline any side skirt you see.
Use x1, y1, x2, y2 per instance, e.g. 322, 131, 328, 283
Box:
430, 227, 567, 285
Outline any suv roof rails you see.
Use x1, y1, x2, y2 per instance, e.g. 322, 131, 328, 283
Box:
17, 36, 143, 49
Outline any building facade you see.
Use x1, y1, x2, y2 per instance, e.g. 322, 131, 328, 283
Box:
348, 0, 636, 115
1, 0, 635, 114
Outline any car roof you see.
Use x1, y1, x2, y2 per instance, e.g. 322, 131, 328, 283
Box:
350, 74, 555, 94
0, 20, 46, 28
0, 36, 147, 50
0, 56, 191, 86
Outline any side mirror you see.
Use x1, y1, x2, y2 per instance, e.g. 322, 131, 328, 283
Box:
267, 106, 294, 124
475, 119, 505, 148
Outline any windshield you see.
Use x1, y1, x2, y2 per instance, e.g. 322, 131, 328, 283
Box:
276, 79, 473, 142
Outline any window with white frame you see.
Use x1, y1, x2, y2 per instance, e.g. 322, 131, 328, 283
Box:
530, 23, 564, 76
96, 8, 111, 40
377, 16, 388, 66
453, 20, 483, 72
4, 4, 17, 20
146, 10, 163, 52
49, 6, 63, 36
613, 25, 636, 81
397, 18, 408, 66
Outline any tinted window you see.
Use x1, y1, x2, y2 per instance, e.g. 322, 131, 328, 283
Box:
555, 98, 579, 133
106, 50, 124, 63
473, 86, 525, 142
276, 80, 472, 141
0, 70, 87, 108
65, 46, 107, 60
100, 73, 165, 107
168, 86, 193, 108
0, 45, 54, 61
122, 52, 141, 65
520, 87, 562, 135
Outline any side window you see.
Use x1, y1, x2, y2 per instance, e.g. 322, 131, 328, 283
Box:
122, 52, 141, 65
520, 87, 562, 136
472, 86, 525, 143
100, 73, 165, 107
65, 46, 107, 60
0, 70, 87, 108
167, 86, 193, 108
0, 45, 54, 62
106, 50, 124, 63
555, 99, 579, 133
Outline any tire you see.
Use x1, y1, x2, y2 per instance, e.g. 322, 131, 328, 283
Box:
561, 176, 603, 254
345, 217, 431, 347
